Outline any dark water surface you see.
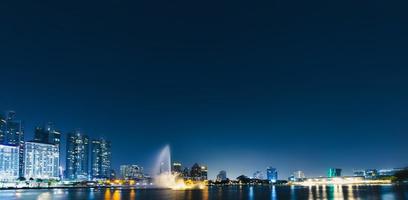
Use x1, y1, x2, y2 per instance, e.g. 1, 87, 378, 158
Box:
1, 185, 408, 200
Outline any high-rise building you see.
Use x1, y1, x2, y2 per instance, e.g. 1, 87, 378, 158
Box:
190, 163, 202, 181
190, 163, 207, 181
216, 170, 227, 182
109, 169, 116, 179
34, 123, 61, 169
182, 167, 190, 179
1, 111, 25, 178
91, 138, 111, 180
24, 141, 59, 179
201, 165, 208, 180
0, 114, 6, 143
267, 167, 278, 183
328, 168, 342, 178
34, 122, 61, 147
0, 144, 19, 181
120, 165, 144, 179
66, 131, 89, 181
172, 162, 182, 174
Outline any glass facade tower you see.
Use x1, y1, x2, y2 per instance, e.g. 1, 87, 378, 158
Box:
91, 138, 111, 180
66, 131, 89, 181
267, 167, 278, 183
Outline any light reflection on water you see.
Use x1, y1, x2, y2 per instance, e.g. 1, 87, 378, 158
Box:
290, 185, 296, 200
104, 188, 111, 200
1, 185, 407, 200
113, 189, 121, 200
89, 188, 94, 199
347, 185, 354, 200
129, 189, 135, 200
271, 186, 277, 200
201, 186, 208, 200
36, 191, 51, 200
249, 186, 254, 200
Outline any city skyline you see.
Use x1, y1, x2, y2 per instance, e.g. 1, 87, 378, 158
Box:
0, 109, 407, 180
1, 0, 408, 181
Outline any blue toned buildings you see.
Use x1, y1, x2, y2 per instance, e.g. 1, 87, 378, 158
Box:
267, 167, 278, 183
24, 141, 59, 180
0, 144, 19, 181
91, 138, 111, 180
0, 111, 25, 178
290, 170, 305, 181
328, 168, 342, 178
66, 131, 89, 181
378, 168, 405, 176
34, 122, 61, 148
353, 169, 378, 179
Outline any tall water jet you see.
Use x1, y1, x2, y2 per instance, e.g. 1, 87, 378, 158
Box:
153, 145, 171, 176
153, 145, 206, 190
153, 145, 178, 189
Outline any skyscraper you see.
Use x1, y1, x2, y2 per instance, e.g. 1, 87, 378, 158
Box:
1, 111, 25, 178
91, 138, 111, 180
190, 163, 208, 181
172, 162, 182, 174
201, 165, 208, 180
34, 122, 61, 147
267, 167, 278, 183
0, 144, 19, 181
0, 114, 6, 143
182, 167, 190, 179
328, 168, 342, 178
66, 131, 89, 181
34, 123, 61, 168
24, 141, 59, 179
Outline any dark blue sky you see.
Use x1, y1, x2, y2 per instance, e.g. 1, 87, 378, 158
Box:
1, 0, 407, 179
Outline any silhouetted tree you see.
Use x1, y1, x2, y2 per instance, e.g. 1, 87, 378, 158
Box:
236, 175, 251, 184
394, 168, 408, 182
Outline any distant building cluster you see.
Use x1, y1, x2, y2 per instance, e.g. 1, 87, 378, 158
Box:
289, 170, 305, 182
172, 162, 208, 181
289, 167, 406, 185
213, 166, 280, 185
120, 165, 144, 180
353, 168, 405, 180
0, 111, 112, 182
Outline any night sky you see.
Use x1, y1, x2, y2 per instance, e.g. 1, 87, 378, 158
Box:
1, 0, 407, 179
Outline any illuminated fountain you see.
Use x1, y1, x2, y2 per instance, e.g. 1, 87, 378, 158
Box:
153, 145, 206, 190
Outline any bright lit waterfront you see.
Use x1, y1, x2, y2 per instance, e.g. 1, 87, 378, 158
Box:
1, 185, 407, 200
